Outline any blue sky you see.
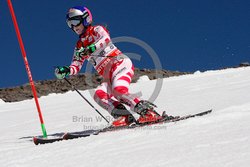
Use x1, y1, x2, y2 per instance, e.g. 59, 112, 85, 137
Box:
0, 0, 250, 88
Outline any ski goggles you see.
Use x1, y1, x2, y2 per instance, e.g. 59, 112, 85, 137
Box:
66, 16, 83, 28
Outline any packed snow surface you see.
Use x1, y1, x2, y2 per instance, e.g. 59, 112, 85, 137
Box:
1, 67, 250, 167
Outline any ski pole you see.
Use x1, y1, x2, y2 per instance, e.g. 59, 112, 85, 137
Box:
64, 78, 109, 123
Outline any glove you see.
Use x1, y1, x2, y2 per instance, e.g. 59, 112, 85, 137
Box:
55, 66, 70, 79
74, 44, 96, 60
86, 44, 96, 53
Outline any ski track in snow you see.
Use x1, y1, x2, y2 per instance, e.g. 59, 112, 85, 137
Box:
1, 67, 250, 167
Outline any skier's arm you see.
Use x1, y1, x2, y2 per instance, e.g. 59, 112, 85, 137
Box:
93, 25, 111, 50
86, 26, 111, 53
69, 26, 110, 75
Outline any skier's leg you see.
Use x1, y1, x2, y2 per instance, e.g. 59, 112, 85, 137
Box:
94, 82, 116, 114
94, 82, 132, 117
111, 55, 141, 110
94, 81, 135, 126
111, 54, 162, 123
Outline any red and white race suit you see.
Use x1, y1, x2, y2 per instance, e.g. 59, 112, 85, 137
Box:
69, 25, 140, 114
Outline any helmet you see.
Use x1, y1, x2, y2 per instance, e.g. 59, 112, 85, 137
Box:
66, 6, 92, 29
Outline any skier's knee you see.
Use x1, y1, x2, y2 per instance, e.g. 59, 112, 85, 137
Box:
113, 86, 128, 96
94, 90, 109, 101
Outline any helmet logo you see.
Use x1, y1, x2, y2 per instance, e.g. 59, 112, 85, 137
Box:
68, 8, 75, 12
86, 17, 90, 23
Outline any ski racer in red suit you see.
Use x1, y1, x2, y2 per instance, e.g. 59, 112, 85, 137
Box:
55, 6, 162, 127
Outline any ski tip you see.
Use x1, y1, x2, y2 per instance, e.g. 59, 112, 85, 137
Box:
193, 109, 213, 117
204, 109, 213, 114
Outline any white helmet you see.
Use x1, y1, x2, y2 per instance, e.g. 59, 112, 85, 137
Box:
66, 6, 92, 29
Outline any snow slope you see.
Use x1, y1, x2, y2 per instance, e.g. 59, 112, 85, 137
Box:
1, 67, 250, 167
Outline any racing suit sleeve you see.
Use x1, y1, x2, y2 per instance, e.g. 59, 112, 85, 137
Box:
69, 47, 86, 75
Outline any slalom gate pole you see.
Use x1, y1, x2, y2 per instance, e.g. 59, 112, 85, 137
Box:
64, 78, 110, 123
7, 0, 47, 138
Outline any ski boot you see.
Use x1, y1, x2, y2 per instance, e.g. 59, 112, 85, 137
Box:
134, 100, 162, 124
111, 103, 136, 127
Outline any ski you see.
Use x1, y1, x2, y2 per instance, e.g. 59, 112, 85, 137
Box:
33, 109, 212, 145
63, 129, 100, 140
33, 136, 64, 145
101, 109, 212, 132
32, 130, 99, 145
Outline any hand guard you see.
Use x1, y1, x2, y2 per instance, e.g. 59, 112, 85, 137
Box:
74, 47, 87, 61
55, 66, 70, 79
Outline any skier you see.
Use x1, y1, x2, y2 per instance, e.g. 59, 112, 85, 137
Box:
55, 6, 162, 127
